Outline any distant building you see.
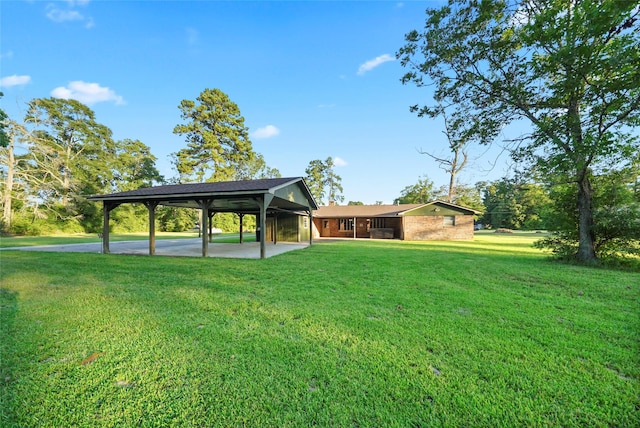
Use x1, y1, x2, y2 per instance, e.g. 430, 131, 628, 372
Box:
313, 201, 480, 240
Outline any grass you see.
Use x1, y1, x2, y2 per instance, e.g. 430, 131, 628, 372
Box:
1, 234, 638, 426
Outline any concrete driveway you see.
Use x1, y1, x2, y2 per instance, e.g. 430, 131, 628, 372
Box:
1, 238, 310, 259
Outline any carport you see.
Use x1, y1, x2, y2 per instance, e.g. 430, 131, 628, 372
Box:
88, 177, 318, 259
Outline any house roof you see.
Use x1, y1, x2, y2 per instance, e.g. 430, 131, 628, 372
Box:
314, 201, 480, 218
314, 204, 424, 218
88, 177, 318, 213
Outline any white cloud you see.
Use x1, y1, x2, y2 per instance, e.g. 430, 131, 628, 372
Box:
46, 1, 93, 28
333, 157, 348, 167
251, 125, 280, 139
357, 54, 395, 75
0, 75, 31, 88
46, 7, 84, 23
51, 81, 125, 105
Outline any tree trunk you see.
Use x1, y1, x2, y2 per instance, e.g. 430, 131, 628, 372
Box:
447, 171, 455, 203
576, 175, 597, 262
2, 139, 15, 229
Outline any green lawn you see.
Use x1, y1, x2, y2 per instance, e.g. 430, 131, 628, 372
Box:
1, 234, 638, 426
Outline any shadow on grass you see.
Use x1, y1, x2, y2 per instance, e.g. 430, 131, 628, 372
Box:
0, 288, 18, 424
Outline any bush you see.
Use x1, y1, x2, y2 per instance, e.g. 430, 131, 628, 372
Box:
9, 218, 54, 236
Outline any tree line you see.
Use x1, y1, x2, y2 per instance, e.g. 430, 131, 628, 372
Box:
0, 88, 346, 236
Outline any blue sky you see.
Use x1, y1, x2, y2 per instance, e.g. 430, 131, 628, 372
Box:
1, 0, 512, 204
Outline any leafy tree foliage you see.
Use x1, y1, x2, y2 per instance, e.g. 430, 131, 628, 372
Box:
173, 88, 255, 183
347, 201, 364, 206
25, 98, 116, 209
398, 0, 640, 263
114, 139, 164, 191
305, 157, 343, 205
395, 176, 485, 214
234, 152, 281, 180
20, 97, 117, 233
537, 159, 640, 262
479, 178, 552, 230
1, 98, 167, 235
394, 176, 437, 204
0, 92, 9, 148
157, 206, 198, 232
446, 182, 485, 213
1, 119, 30, 230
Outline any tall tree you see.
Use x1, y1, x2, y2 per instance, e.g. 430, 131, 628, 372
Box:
325, 157, 344, 204
305, 159, 326, 204
25, 98, 115, 210
0, 119, 30, 229
173, 88, 254, 183
398, 0, 640, 263
304, 157, 343, 205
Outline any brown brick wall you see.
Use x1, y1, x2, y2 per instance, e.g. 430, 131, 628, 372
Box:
314, 215, 474, 240
403, 215, 474, 240
313, 217, 403, 238
313, 218, 356, 238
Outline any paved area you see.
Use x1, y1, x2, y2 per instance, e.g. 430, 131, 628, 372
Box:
1, 238, 310, 259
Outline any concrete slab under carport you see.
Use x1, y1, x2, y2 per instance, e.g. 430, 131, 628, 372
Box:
1, 239, 309, 259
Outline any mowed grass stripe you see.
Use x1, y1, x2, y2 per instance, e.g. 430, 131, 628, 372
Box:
1, 235, 638, 426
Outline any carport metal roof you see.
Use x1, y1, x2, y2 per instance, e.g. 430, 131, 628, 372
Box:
88, 177, 318, 258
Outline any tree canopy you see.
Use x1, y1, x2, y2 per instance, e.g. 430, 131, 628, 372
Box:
1, 98, 166, 234
398, 0, 640, 263
25, 98, 116, 208
305, 157, 344, 205
0, 92, 9, 148
394, 176, 437, 204
173, 88, 255, 183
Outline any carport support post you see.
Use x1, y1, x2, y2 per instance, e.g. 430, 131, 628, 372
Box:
198, 199, 212, 257
145, 201, 159, 256
257, 194, 274, 259
309, 210, 313, 246
102, 202, 120, 254
102, 202, 111, 254
273, 214, 278, 245
238, 213, 244, 243
208, 211, 215, 243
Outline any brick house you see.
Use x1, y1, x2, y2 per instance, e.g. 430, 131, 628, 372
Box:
312, 201, 480, 240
